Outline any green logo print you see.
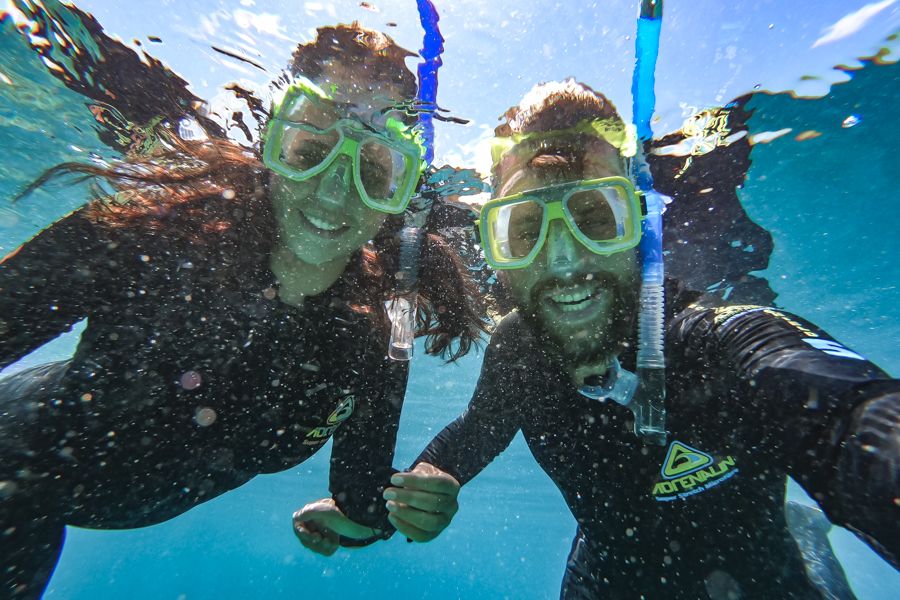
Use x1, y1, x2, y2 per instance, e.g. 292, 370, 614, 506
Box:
652, 440, 738, 501
661, 441, 714, 479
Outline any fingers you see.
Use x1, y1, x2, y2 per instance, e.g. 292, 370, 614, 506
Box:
383, 486, 459, 515
391, 465, 460, 496
291, 498, 379, 558
387, 512, 439, 543
292, 513, 340, 556
381, 464, 460, 544
293, 499, 377, 540
386, 499, 452, 532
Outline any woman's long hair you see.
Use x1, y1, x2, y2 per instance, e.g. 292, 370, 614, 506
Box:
15, 23, 487, 361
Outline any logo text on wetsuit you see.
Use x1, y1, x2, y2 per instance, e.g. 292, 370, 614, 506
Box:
304, 395, 355, 446
651, 440, 738, 501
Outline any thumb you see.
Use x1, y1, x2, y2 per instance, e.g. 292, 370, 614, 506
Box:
308, 508, 377, 540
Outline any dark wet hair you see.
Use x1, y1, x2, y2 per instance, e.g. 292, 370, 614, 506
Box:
496, 79, 623, 136
15, 23, 487, 361
492, 79, 628, 189
289, 22, 417, 100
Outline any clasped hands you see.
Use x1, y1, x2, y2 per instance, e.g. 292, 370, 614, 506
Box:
292, 462, 459, 556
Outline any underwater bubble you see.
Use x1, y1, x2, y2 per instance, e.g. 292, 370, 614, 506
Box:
0, 480, 18, 499
180, 370, 202, 390
194, 407, 217, 427
842, 114, 861, 128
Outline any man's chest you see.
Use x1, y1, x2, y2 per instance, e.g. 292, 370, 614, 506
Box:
521, 391, 771, 512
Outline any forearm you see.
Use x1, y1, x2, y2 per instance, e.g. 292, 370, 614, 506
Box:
328, 361, 407, 539
809, 382, 899, 567
673, 304, 899, 563
1, 210, 107, 368
415, 408, 517, 486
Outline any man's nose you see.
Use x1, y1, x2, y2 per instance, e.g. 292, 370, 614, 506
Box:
315, 155, 354, 209
545, 219, 579, 272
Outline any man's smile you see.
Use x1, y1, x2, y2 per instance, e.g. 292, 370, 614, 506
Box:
540, 280, 611, 323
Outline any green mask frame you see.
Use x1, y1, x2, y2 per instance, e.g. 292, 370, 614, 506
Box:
477, 176, 644, 270
262, 77, 426, 214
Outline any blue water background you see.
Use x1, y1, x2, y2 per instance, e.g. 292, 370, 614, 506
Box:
1, 9, 899, 600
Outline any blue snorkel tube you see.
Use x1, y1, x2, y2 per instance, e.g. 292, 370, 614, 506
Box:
629, 0, 668, 445
386, 0, 444, 361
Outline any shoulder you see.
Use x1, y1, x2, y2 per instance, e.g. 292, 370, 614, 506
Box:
489, 310, 539, 351
483, 311, 548, 375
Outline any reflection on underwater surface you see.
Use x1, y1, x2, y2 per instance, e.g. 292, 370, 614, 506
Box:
1, 1, 899, 598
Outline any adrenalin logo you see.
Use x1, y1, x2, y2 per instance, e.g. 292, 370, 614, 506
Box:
303, 395, 356, 446
651, 440, 738, 502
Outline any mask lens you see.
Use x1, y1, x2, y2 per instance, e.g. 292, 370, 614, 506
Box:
490, 199, 544, 262
358, 139, 411, 206
567, 187, 630, 242
278, 124, 341, 173
280, 91, 340, 127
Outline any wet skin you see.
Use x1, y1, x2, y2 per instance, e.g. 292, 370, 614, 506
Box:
496, 138, 640, 371
268, 61, 406, 305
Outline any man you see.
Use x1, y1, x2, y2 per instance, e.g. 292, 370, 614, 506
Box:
381, 80, 899, 599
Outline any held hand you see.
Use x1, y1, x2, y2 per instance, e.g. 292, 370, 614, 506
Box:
292, 497, 380, 556
383, 462, 460, 543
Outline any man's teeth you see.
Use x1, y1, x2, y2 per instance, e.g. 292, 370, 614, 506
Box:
548, 286, 599, 313
306, 214, 344, 231
550, 288, 593, 304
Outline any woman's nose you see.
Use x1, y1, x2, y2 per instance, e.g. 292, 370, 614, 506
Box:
315, 155, 354, 209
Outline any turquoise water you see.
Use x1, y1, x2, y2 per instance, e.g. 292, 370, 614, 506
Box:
2, 2, 899, 599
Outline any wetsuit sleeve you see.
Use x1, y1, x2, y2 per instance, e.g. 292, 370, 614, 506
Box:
414, 314, 527, 485
670, 304, 900, 567
328, 354, 408, 546
0, 209, 110, 370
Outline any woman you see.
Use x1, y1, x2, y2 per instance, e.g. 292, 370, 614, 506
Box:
0, 23, 485, 599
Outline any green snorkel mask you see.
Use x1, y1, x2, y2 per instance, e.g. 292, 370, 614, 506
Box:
477, 176, 644, 270
262, 77, 426, 215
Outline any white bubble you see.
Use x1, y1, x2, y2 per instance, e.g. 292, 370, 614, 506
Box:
180, 371, 202, 390
195, 407, 217, 427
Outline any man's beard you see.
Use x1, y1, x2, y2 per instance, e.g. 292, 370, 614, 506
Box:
520, 271, 638, 365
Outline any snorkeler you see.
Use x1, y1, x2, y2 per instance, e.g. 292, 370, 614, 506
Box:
0, 23, 485, 599
382, 80, 900, 599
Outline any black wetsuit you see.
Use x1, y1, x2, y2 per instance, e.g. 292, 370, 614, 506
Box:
418, 286, 899, 599
1, 206, 405, 598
